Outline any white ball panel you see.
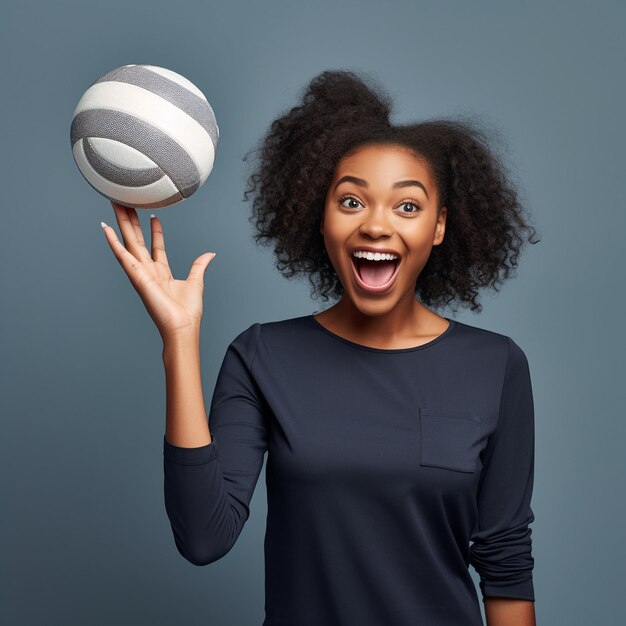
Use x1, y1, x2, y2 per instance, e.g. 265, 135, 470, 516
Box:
88, 137, 159, 169
198, 143, 216, 187
142, 65, 208, 101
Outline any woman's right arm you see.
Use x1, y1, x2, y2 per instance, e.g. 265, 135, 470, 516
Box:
102, 202, 268, 565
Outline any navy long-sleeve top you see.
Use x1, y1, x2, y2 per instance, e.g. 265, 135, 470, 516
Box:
163, 314, 536, 625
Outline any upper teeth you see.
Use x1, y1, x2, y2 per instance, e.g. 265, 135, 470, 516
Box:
352, 250, 399, 261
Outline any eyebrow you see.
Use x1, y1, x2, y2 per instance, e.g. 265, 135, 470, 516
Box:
334, 175, 429, 199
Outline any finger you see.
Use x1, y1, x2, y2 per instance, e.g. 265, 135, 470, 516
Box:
110, 202, 152, 262
126, 206, 152, 261
186, 252, 216, 284
111, 202, 138, 253
101, 221, 145, 287
149, 213, 170, 268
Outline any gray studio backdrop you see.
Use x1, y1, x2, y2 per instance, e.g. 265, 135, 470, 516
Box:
2, 1, 624, 625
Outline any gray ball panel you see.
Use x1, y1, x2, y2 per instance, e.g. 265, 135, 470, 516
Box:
93, 65, 219, 149
71, 109, 200, 197
83, 138, 163, 187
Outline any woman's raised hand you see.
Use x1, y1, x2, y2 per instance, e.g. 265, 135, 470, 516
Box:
101, 202, 216, 342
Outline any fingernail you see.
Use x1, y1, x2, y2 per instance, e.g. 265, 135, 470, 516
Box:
101, 221, 107, 229
150, 214, 156, 219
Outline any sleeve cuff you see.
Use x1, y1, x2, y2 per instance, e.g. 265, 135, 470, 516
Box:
480, 577, 535, 602
163, 433, 218, 465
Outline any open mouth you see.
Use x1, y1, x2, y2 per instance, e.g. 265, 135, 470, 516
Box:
350, 255, 402, 293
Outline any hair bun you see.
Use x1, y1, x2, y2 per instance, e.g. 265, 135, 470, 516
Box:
300, 69, 393, 128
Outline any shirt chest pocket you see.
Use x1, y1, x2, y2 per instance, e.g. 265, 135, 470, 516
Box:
418, 408, 482, 473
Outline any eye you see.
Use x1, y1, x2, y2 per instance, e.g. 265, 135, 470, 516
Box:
397, 201, 422, 214
338, 195, 362, 210
338, 195, 422, 214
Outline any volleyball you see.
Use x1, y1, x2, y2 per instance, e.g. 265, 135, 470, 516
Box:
70, 64, 219, 209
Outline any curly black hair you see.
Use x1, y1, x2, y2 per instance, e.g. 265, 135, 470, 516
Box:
242, 69, 540, 314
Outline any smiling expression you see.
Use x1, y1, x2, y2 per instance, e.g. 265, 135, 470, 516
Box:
320, 143, 447, 314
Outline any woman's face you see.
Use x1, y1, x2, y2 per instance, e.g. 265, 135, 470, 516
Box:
320, 143, 446, 315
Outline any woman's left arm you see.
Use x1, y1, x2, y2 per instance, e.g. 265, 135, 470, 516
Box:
469, 337, 537, 617
485, 598, 536, 625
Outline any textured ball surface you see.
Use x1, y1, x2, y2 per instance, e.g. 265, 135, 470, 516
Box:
70, 64, 219, 209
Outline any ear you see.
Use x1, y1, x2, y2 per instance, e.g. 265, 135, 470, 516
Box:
434, 207, 447, 245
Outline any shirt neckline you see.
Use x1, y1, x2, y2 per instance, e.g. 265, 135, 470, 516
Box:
306, 314, 457, 353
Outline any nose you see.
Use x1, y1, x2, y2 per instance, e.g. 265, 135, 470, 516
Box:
358, 206, 393, 238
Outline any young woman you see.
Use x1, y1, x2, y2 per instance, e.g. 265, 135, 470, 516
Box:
102, 70, 540, 626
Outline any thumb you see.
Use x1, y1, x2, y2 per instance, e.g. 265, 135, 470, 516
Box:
186, 252, 216, 283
